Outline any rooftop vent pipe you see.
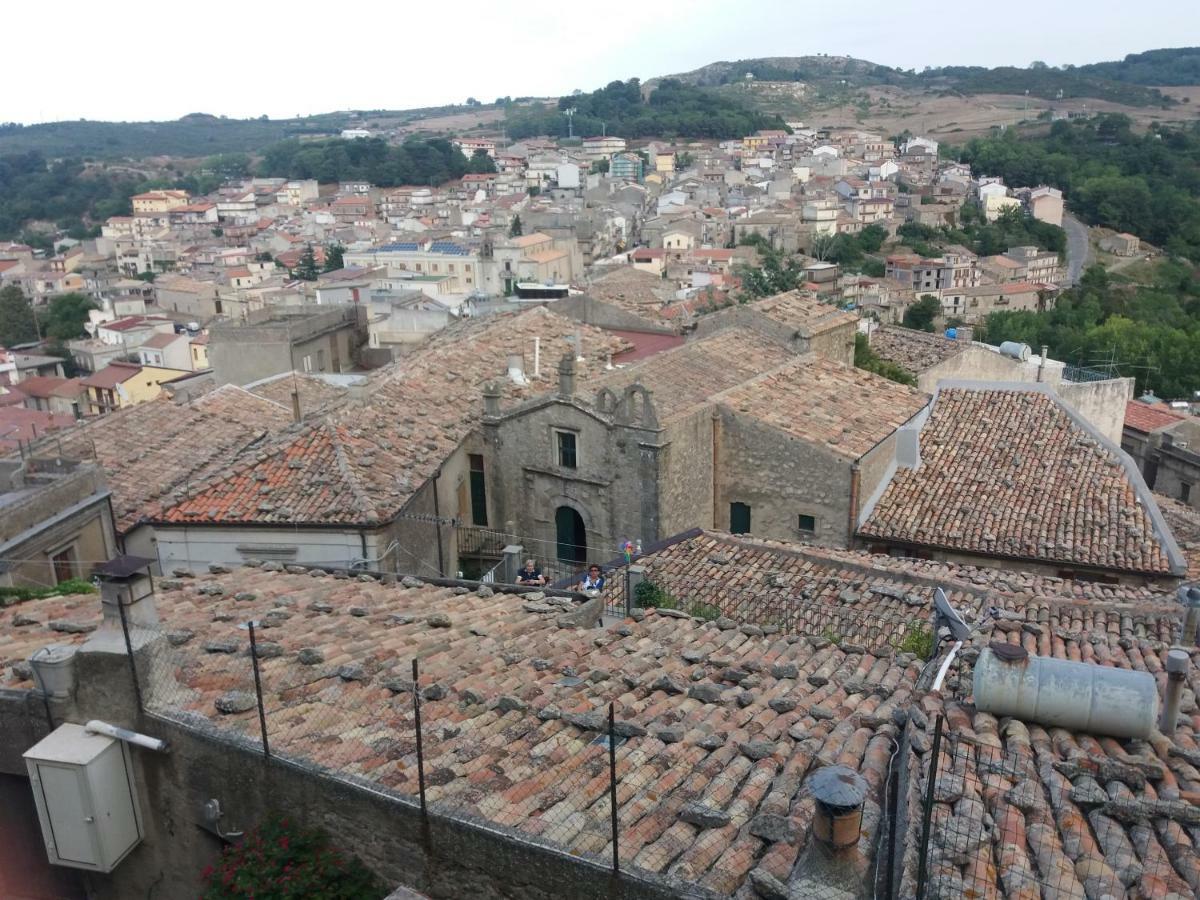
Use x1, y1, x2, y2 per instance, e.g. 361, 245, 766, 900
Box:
1161, 649, 1190, 735
1180, 584, 1200, 645
974, 642, 1157, 739
807, 765, 868, 851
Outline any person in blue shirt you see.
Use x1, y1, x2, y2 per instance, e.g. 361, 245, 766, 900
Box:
516, 559, 546, 586
581, 564, 605, 593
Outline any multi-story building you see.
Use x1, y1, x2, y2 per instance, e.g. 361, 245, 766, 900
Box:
886, 248, 980, 293
609, 152, 644, 183
130, 190, 189, 215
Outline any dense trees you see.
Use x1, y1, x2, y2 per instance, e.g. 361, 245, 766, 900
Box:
984, 262, 1200, 397
958, 116, 1200, 260
735, 235, 805, 299
466, 150, 497, 174
0, 285, 38, 346
506, 79, 786, 140
257, 137, 467, 187
903, 296, 941, 332
293, 245, 320, 281
40, 293, 97, 342
323, 244, 345, 273
0, 151, 143, 239
1076, 47, 1200, 87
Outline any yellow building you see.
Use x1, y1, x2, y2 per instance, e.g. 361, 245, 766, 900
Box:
131, 190, 190, 215
80, 361, 191, 415
190, 334, 210, 370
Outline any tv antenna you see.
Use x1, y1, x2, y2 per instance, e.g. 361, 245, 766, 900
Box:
564, 107, 577, 140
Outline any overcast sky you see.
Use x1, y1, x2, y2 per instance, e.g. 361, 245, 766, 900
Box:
8, 0, 1199, 124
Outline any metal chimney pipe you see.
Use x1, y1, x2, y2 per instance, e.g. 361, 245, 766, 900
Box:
533, 337, 540, 377
1161, 649, 1190, 735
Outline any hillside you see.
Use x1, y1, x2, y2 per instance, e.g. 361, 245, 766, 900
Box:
1077, 47, 1200, 86
655, 54, 1186, 107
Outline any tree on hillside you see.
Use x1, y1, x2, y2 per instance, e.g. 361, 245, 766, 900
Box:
903, 295, 942, 333
323, 243, 345, 272
509, 215, 523, 238
466, 150, 497, 174
295, 245, 320, 281
0, 285, 38, 346
39, 292, 97, 342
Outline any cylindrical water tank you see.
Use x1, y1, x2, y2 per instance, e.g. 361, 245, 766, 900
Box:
999, 341, 1031, 361
974, 644, 1158, 739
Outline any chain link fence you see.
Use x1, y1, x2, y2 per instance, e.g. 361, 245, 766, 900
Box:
909, 713, 1194, 899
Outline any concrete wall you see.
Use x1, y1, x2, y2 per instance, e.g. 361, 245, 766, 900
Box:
1054, 378, 1135, 446
715, 410, 855, 547
690, 305, 854, 366
153, 525, 371, 572
209, 307, 367, 386
553, 295, 675, 335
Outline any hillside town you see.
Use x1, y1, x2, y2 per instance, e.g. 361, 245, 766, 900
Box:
4, 90, 1200, 900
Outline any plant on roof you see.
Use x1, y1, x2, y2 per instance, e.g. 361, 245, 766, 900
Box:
687, 600, 722, 622
0, 578, 96, 607
635, 579, 677, 610
820, 626, 843, 647
895, 626, 934, 659
201, 813, 384, 900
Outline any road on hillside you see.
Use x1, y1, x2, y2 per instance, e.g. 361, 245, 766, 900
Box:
1063, 212, 1091, 285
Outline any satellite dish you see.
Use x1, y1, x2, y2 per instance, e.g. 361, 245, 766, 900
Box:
933, 588, 971, 642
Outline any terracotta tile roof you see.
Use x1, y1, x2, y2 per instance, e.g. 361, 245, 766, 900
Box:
900, 598, 1198, 899
859, 387, 1180, 576
1, 568, 925, 896
586, 267, 677, 319
15, 375, 84, 400
744, 291, 859, 337
30, 385, 297, 533
0, 407, 75, 450
1155, 493, 1200, 578
715, 355, 929, 459
79, 361, 143, 389
869, 325, 966, 374
246, 373, 351, 418
159, 310, 628, 529
158, 421, 417, 526
596, 329, 796, 424
139, 332, 182, 350
1125, 399, 1185, 434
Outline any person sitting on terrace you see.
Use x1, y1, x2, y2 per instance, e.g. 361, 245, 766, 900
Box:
581, 564, 605, 593
516, 559, 546, 586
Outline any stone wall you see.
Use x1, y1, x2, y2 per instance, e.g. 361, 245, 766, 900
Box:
659, 409, 715, 538
554, 295, 675, 335
715, 410, 855, 547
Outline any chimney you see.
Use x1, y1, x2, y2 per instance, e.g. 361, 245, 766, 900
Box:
533, 337, 541, 377
1037, 344, 1049, 382
1180, 584, 1200, 645
1161, 649, 1190, 735
808, 765, 868, 852
605, 351, 614, 370
96, 556, 158, 631
557, 353, 577, 398
506, 353, 528, 386
290, 389, 302, 424
482, 381, 502, 417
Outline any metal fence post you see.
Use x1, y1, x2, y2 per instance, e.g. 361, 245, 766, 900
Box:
116, 597, 144, 714
915, 714, 944, 899
608, 702, 619, 874
413, 658, 427, 817
247, 621, 270, 759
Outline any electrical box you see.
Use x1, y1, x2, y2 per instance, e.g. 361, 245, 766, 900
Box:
23, 723, 144, 873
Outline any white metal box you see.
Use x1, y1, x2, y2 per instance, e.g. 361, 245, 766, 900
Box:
23, 723, 144, 873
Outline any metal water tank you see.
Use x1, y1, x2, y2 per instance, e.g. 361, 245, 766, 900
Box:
974, 643, 1157, 739
999, 341, 1031, 361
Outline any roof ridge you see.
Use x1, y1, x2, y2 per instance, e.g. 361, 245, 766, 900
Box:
327, 420, 381, 523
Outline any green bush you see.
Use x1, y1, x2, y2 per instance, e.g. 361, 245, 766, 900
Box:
634, 579, 677, 610
0, 578, 96, 606
687, 601, 722, 622
896, 627, 934, 659
201, 814, 384, 900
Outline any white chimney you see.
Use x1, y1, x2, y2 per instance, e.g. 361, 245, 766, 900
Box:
506, 353, 528, 386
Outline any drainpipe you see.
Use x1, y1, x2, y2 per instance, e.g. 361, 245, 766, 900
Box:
848, 463, 861, 544
1161, 649, 1190, 735
431, 470, 445, 577
711, 408, 720, 529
